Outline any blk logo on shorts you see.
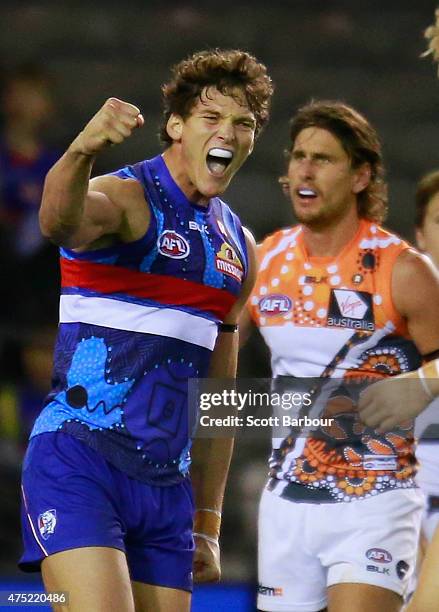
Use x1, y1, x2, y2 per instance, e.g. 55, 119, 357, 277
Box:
38, 509, 57, 540
157, 231, 190, 259
327, 289, 375, 331
367, 565, 390, 575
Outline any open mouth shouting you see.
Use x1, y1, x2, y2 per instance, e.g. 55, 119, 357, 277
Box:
206, 147, 234, 177
296, 187, 317, 200
296, 187, 318, 202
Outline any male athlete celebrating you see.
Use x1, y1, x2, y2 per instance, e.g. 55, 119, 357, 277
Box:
19, 49, 272, 612
242, 100, 439, 612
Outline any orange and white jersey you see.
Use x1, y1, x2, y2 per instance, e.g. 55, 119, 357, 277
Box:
249, 219, 421, 503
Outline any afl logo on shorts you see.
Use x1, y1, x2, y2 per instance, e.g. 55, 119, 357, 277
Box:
365, 548, 392, 563
38, 509, 57, 540
259, 294, 292, 316
158, 231, 190, 259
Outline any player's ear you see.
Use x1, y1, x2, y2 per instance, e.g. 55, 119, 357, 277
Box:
352, 162, 371, 195
416, 227, 426, 252
166, 114, 184, 142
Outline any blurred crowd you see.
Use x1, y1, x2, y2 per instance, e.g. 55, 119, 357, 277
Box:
0, 63, 60, 573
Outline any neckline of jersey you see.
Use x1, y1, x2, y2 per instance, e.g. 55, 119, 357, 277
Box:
297, 218, 369, 266
148, 154, 213, 214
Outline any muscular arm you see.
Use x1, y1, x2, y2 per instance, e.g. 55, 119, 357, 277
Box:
190, 227, 257, 581
359, 249, 439, 428
39, 97, 145, 249
392, 249, 439, 355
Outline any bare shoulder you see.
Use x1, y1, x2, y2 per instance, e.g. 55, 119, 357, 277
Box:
392, 247, 439, 318
243, 225, 257, 253
89, 174, 145, 212
243, 226, 257, 280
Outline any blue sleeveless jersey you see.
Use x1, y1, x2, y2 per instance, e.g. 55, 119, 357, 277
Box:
30, 154, 248, 484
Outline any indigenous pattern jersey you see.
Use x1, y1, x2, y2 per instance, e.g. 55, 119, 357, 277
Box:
248, 220, 420, 503
31, 154, 248, 485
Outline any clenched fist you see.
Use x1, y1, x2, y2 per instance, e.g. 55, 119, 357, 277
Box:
193, 535, 221, 583
71, 98, 144, 156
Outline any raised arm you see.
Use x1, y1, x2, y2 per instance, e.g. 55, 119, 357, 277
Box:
39, 97, 145, 249
190, 227, 257, 582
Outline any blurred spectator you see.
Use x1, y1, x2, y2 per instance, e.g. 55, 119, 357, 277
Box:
0, 62, 59, 256
0, 324, 56, 571
0, 324, 56, 461
0, 63, 60, 328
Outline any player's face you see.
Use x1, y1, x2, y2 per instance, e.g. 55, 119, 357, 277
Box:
286, 127, 367, 229
416, 192, 439, 268
169, 87, 256, 203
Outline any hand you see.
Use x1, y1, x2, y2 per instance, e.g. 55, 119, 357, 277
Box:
193, 535, 221, 583
358, 370, 431, 431
71, 97, 144, 156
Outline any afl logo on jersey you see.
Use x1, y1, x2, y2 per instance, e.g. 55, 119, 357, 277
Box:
158, 231, 190, 259
259, 294, 292, 316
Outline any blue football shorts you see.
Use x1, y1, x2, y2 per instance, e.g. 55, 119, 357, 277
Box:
19, 432, 194, 591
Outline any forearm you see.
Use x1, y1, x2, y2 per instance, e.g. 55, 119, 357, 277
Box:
39, 141, 94, 242
191, 330, 238, 516
191, 437, 234, 513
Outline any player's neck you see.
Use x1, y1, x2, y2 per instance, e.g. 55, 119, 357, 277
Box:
162, 147, 209, 206
301, 209, 361, 259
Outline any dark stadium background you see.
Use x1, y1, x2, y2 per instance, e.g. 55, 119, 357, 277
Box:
0, 1, 438, 609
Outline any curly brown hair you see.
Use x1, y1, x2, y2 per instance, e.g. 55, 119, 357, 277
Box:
281, 100, 388, 223
160, 48, 273, 146
415, 169, 439, 228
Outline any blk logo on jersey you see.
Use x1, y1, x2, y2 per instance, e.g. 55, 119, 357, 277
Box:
188, 220, 209, 234
366, 548, 393, 563
215, 243, 243, 282
259, 294, 292, 316
304, 275, 327, 284
158, 231, 190, 259
38, 509, 57, 540
327, 289, 375, 331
